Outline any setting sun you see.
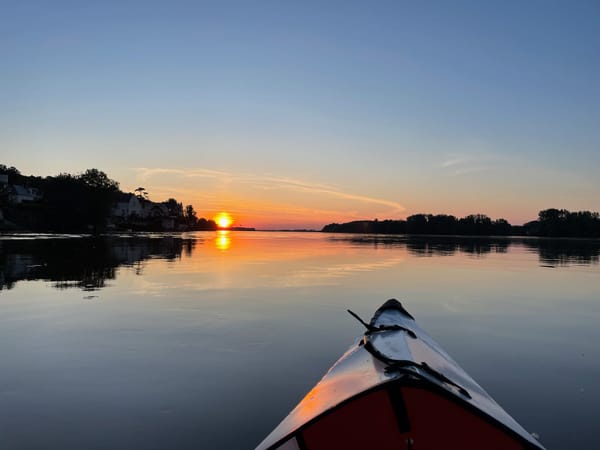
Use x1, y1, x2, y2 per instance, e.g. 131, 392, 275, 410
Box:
215, 212, 233, 229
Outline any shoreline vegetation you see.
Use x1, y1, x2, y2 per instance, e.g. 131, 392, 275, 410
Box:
0, 165, 256, 233
322, 210, 600, 238
1, 165, 598, 238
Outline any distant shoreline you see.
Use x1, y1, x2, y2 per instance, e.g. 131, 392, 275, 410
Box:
3, 167, 598, 238
320, 210, 600, 239
1, 230, 600, 243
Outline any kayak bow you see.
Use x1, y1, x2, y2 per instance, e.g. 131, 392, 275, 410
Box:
256, 299, 544, 450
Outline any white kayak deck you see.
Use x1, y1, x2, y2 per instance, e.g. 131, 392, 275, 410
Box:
255, 300, 544, 450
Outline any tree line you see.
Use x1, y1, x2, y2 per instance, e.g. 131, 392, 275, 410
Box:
322, 209, 600, 238
0, 165, 216, 232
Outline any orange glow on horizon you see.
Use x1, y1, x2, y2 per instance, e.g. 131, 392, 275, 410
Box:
215, 212, 233, 229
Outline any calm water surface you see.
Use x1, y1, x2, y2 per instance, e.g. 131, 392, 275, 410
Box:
1, 232, 599, 449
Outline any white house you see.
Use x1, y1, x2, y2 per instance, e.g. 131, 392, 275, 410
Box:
111, 193, 143, 218
111, 194, 178, 230
140, 201, 170, 219
8, 185, 42, 204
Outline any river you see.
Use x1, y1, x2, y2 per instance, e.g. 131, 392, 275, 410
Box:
1, 231, 598, 449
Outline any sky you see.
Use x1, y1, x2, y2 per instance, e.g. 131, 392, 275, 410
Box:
2, 0, 599, 229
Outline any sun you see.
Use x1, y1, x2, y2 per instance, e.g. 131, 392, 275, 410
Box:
215, 212, 233, 229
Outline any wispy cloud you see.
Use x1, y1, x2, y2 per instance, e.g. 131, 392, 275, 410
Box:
441, 157, 466, 168
132, 167, 405, 213
441, 153, 502, 176
134, 167, 232, 181
247, 175, 404, 211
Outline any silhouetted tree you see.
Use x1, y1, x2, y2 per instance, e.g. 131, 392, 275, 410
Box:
134, 187, 149, 200
184, 204, 197, 226
406, 214, 428, 233
324, 213, 517, 236
3, 169, 119, 232
457, 214, 493, 235
77, 169, 120, 191
0, 165, 24, 185
77, 169, 120, 231
196, 217, 218, 230
40, 173, 88, 231
536, 208, 600, 237
164, 198, 183, 217
1, 166, 212, 233
430, 215, 458, 234
491, 218, 511, 235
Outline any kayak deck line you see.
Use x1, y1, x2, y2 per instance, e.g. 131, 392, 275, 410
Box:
255, 299, 545, 450
382, 360, 472, 399
356, 302, 472, 399
348, 308, 418, 338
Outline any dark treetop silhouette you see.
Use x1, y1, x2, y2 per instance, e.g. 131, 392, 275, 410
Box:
322, 209, 600, 238
0, 166, 216, 232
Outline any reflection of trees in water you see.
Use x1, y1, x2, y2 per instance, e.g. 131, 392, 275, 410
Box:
331, 235, 599, 265
335, 235, 510, 256
521, 239, 600, 266
183, 239, 194, 258
406, 238, 458, 256
407, 237, 510, 257
0, 236, 198, 291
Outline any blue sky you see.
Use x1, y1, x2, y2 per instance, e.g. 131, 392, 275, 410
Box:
2, 1, 599, 228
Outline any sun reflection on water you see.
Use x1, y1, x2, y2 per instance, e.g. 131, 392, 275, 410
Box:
215, 230, 231, 251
